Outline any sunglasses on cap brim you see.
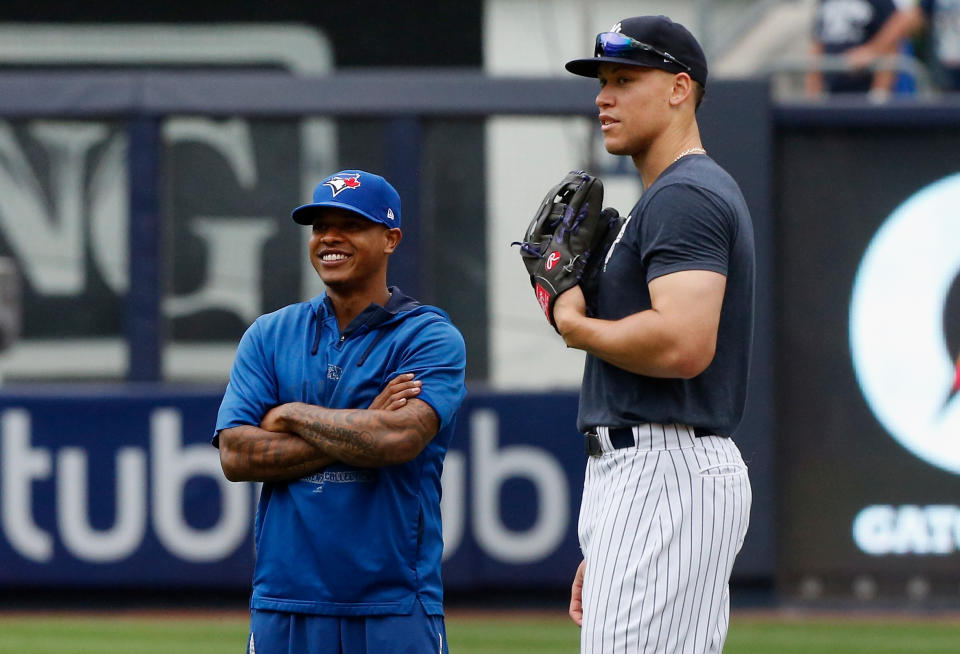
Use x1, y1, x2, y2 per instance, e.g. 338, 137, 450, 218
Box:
593, 32, 692, 74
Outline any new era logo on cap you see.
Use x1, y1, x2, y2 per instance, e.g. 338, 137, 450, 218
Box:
291, 169, 402, 228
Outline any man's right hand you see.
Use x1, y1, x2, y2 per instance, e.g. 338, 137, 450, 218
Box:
569, 559, 586, 627
368, 373, 422, 411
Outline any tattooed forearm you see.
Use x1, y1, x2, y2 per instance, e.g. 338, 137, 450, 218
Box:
218, 425, 334, 482
277, 400, 440, 467
301, 409, 380, 461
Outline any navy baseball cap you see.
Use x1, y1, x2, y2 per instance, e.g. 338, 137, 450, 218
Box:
565, 15, 708, 88
292, 170, 401, 228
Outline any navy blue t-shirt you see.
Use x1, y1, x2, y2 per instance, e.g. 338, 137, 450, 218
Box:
577, 155, 755, 436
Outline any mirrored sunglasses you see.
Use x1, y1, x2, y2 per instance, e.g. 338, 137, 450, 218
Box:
593, 32, 692, 73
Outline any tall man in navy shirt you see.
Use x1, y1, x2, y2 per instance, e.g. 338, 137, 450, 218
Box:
559, 16, 755, 654
215, 170, 466, 654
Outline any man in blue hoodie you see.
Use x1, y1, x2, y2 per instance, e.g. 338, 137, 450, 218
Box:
215, 170, 466, 654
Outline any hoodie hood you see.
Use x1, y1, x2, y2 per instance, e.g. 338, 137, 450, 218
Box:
309, 286, 451, 356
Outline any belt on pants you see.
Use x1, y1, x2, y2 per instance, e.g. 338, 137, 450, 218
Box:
584, 424, 720, 456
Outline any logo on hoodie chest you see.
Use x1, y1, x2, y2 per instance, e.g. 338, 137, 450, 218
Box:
302, 469, 376, 493
327, 364, 342, 380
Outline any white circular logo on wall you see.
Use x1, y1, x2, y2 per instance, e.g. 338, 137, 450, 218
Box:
850, 174, 960, 474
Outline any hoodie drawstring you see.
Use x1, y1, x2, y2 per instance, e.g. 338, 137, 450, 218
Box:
357, 330, 387, 367
310, 305, 323, 355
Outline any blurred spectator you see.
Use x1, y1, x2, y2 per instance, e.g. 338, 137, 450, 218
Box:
806, 0, 900, 98
848, 0, 960, 90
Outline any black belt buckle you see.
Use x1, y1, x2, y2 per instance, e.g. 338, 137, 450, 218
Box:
584, 432, 602, 456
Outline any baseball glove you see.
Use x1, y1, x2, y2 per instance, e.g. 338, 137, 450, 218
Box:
513, 170, 623, 329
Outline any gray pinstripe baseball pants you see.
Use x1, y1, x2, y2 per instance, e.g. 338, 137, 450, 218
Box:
578, 424, 751, 654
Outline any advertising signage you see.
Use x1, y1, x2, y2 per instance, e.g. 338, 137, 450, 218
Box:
776, 124, 960, 599
0, 388, 588, 591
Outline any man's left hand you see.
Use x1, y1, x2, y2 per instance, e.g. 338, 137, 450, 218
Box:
369, 373, 422, 411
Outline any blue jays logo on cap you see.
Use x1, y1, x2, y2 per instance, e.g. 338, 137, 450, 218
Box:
323, 173, 362, 197
292, 169, 402, 228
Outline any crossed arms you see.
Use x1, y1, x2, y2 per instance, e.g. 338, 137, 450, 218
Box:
217, 374, 438, 482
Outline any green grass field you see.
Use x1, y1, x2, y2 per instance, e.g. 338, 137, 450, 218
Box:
2, 611, 960, 653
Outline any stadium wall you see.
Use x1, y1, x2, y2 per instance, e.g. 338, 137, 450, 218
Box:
0, 70, 957, 601
0, 72, 776, 594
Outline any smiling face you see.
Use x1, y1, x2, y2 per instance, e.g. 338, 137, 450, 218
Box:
308, 208, 401, 294
595, 63, 679, 157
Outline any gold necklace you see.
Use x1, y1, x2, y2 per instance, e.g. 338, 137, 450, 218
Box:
672, 146, 707, 164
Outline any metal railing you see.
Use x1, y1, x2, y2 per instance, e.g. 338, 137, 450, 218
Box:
762, 53, 938, 99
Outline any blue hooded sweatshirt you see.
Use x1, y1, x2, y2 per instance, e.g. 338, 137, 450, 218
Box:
215, 287, 466, 616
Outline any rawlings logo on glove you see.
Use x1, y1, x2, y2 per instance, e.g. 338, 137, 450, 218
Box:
513, 170, 624, 330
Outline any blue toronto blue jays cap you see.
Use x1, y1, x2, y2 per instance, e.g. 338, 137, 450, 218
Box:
565, 15, 708, 88
292, 170, 402, 228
